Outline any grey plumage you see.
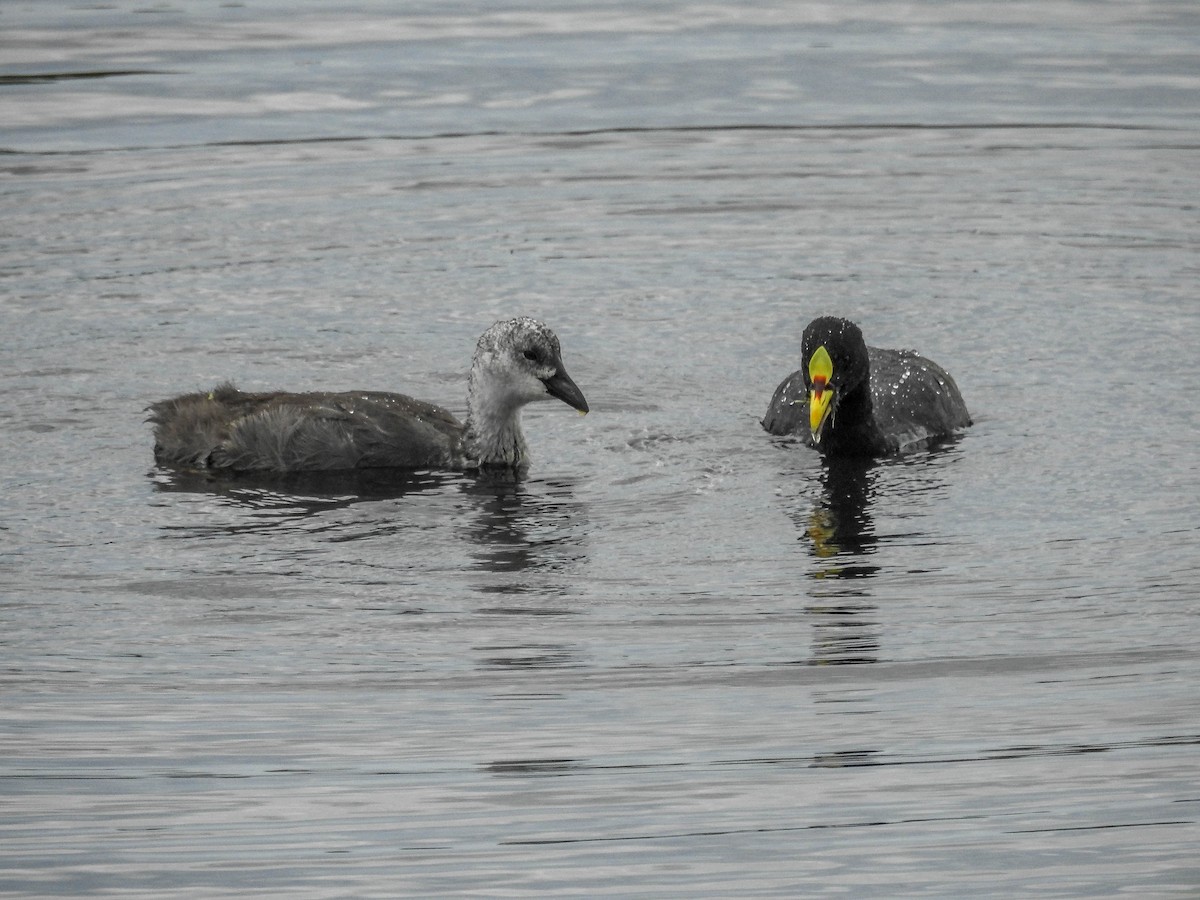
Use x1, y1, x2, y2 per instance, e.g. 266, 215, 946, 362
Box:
149, 318, 587, 474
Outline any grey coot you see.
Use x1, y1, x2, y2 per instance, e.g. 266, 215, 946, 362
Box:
149, 317, 588, 473
762, 316, 970, 456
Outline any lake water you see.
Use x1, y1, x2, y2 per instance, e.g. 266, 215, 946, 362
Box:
2, 1, 1199, 896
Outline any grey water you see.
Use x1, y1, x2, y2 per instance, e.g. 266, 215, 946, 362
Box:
2, 1, 1199, 896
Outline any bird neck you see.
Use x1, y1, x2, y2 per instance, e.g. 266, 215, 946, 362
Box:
823, 380, 880, 455
463, 374, 530, 468
840, 379, 873, 424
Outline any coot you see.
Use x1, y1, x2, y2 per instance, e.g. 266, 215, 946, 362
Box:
762, 316, 970, 455
150, 317, 588, 473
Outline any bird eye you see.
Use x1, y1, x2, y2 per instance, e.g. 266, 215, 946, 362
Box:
523, 349, 539, 362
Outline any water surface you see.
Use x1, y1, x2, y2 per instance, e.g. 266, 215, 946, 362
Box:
2, 1, 1198, 896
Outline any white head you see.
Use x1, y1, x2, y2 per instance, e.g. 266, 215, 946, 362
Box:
468, 317, 588, 417
463, 317, 588, 467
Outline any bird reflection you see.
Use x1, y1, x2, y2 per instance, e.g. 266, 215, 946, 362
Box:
148, 467, 588, 581
804, 456, 880, 579
787, 455, 882, 666
791, 444, 964, 667
458, 475, 587, 577
809, 749, 882, 768
452, 476, 589, 672
151, 467, 589, 674
149, 465, 465, 529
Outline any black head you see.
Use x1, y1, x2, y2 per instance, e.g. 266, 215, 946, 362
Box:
801, 317, 869, 391
800, 316, 870, 444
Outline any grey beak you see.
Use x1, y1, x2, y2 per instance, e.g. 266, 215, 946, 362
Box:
542, 365, 589, 413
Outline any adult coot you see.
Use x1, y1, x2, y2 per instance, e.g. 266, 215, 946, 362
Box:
149, 317, 588, 473
762, 316, 970, 455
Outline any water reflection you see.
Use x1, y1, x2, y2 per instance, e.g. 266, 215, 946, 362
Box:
485, 758, 582, 776
458, 475, 586, 577
150, 468, 590, 674
791, 447, 965, 667
787, 456, 882, 666
810, 749, 883, 768
151, 464, 460, 500
808, 603, 880, 666
804, 457, 880, 578
149, 468, 588, 579
149, 465, 468, 533
462, 477, 590, 672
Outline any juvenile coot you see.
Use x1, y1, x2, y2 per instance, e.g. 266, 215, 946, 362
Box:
149, 317, 588, 473
762, 316, 970, 455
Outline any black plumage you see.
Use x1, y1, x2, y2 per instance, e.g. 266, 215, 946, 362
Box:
762, 316, 970, 455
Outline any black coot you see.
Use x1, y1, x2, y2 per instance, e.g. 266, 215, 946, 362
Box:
763, 316, 970, 455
